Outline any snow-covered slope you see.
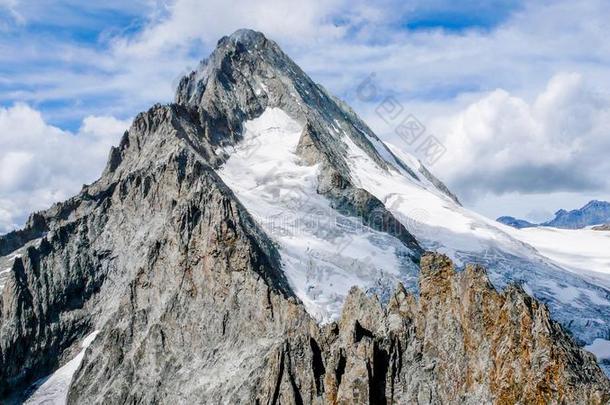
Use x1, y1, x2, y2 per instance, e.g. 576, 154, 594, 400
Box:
24, 331, 99, 404
507, 226, 610, 288
504, 225, 610, 368
217, 106, 610, 349
218, 108, 419, 322
586, 338, 610, 365
345, 136, 610, 343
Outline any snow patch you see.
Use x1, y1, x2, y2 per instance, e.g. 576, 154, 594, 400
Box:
25, 330, 100, 405
539, 280, 584, 307
7, 253, 22, 261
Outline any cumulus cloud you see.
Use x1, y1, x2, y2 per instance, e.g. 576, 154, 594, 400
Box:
0, 103, 129, 232
429, 73, 610, 201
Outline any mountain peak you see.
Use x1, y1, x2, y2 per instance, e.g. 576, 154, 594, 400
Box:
221, 28, 267, 48
171, 29, 463, 212
496, 215, 536, 229
173, 29, 421, 182
583, 200, 610, 209
499, 200, 610, 229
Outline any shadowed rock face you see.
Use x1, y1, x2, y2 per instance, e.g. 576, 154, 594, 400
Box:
0, 29, 609, 403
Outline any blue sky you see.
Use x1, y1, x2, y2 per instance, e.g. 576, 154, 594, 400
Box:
402, 0, 522, 31
1, 0, 610, 232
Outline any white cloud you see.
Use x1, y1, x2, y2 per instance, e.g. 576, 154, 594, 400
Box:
112, 0, 345, 58
428, 72, 610, 200
0, 103, 129, 233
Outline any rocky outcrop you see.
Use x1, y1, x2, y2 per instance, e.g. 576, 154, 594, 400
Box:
593, 223, 610, 231
244, 254, 609, 405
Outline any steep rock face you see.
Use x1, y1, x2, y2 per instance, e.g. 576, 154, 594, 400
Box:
0, 104, 293, 398
412, 255, 607, 404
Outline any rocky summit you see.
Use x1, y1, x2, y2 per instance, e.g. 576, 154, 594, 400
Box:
1, 29, 609, 404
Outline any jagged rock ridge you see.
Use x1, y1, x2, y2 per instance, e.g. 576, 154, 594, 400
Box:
0, 29, 608, 403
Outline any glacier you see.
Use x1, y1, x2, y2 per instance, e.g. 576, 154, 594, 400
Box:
218, 108, 419, 322
217, 106, 610, 357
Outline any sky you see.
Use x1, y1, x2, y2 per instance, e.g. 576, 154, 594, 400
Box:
0, 0, 609, 232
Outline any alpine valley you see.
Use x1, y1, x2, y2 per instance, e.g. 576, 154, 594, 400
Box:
1, 29, 609, 404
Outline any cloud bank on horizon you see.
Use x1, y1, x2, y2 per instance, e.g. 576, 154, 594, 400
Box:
0, 0, 609, 232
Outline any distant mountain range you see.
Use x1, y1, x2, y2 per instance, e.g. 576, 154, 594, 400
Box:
498, 200, 610, 229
